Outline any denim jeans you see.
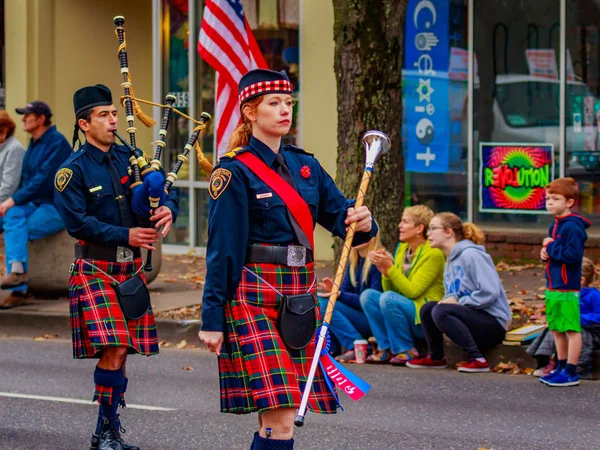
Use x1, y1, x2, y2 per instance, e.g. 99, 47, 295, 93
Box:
3, 202, 65, 292
319, 296, 371, 352
359, 288, 424, 354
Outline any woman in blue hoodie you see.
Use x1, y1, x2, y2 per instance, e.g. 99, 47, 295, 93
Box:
406, 212, 511, 373
318, 233, 383, 362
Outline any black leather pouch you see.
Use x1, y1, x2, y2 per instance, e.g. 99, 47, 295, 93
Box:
277, 293, 316, 350
114, 273, 151, 320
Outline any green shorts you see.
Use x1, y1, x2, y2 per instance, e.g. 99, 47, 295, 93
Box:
545, 290, 581, 333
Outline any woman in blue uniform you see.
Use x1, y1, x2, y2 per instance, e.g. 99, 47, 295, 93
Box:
199, 69, 377, 449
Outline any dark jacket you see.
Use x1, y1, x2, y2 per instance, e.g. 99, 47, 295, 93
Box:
13, 126, 72, 206
580, 287, 600, 327
338, 257, 383, 310
545, 213, 591, 291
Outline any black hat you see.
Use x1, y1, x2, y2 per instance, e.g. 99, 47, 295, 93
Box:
15, 101, 53, 118
73, 84, 113, 117
238, 69, 292, 105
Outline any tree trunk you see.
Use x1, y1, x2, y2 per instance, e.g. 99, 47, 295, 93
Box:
332, 0, 407, 252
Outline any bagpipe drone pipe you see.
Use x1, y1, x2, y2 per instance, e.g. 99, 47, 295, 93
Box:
113, 15, 213, 270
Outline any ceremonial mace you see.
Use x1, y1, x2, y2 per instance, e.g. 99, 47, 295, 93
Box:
294, 130, 391, 427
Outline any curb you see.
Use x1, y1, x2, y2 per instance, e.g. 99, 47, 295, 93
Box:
0, 310, 203, 345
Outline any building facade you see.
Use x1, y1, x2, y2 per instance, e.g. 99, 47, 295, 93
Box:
4, 0, 599, 260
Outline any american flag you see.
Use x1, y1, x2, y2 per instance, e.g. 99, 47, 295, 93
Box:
198, 0, 267, 157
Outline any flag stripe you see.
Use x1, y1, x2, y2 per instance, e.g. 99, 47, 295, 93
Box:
198, 0, 268, 157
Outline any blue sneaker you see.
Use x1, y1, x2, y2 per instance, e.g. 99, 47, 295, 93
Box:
546, 369, 580, 387
539, 369, 559, 385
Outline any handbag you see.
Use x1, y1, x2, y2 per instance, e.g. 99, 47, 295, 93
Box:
277, 293, 317, 350
114, 273, 151, 320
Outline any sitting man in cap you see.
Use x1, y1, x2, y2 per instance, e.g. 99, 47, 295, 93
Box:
0, 101, 71, 308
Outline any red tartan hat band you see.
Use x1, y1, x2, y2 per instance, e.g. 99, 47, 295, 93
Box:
238, 69, 292, 105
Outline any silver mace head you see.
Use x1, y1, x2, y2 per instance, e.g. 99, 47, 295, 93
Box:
362, 130, 391, 170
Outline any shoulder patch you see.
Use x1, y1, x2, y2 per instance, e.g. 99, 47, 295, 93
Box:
209, 168, 232, 200
55, 168, 74, 192
221, 146, 248, 160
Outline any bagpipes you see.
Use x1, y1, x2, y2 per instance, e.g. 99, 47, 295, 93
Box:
295, 131, 391, 427
113, 16, 214, 270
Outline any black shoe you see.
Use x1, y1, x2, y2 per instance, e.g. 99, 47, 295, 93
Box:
91, 433, 140, 450
99, 428, 124, 450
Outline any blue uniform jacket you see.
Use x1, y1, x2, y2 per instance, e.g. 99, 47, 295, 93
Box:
338, 257, 382, 310
580, 287, 600, 327
545, 213, 591, 290
202, 136, 379, 332
13, 125, 72, 206
53, 141, 179, 246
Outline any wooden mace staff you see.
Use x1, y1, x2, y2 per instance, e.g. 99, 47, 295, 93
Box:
295, 130, 391, 427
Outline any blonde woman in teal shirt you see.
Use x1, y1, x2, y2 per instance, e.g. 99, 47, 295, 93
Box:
360, 205, 445, 365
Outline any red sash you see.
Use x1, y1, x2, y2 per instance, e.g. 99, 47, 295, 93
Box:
237, 152, 314, 250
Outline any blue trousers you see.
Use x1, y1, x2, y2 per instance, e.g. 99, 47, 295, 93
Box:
319, 296, 371, 352
359, 289, 424, 354
3, 202, 64, 292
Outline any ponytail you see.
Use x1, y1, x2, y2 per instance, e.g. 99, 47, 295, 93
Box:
436, 212, 485, 245
462, 223, 485, 245
228, 122, 252, 150
227, 96, 264, 151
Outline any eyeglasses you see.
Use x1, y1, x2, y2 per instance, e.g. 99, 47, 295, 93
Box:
428, 226, 446, 232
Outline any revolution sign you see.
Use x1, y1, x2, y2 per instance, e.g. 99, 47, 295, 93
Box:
479, 143, 554, 214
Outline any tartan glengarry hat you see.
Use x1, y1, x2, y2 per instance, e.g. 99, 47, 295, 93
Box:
73, 84, 113, 117
238, 69, 292, 105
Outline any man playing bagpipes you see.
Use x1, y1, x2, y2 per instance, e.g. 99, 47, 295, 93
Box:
198, 69, 378, 450
54, 84, 179, 450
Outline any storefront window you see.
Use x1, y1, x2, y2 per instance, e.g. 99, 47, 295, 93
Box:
161, 0, 190, 245
403, 0, 468, 218
473, 0, 559, 227
160, 0, 300, 249
566, 0, 600, 221
0, 0, 5, 109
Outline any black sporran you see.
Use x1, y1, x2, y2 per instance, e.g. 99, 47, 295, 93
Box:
277, 293, 316, 350
114, 273, 151, 320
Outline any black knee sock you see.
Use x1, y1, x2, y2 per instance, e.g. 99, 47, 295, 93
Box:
251, 432, 294, 449
93, 367, 124, 431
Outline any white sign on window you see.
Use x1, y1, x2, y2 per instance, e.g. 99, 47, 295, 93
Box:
168, 91, 189, 108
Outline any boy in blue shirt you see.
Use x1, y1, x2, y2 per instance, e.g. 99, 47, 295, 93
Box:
540, 177, 591, 387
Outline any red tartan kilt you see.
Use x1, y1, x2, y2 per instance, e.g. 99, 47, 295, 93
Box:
219, 261, 338, 415
69, 257, 158, 359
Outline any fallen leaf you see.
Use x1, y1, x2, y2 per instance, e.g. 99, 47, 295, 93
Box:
176, 340, 188, 349
33, 333, 59, 341
181, 366, 194, 371
520, 289, 528, 295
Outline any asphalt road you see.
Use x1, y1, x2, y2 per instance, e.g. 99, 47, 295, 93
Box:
0, 338, 598, 450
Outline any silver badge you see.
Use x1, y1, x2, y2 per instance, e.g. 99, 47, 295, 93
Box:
116, 246, 134, 263
287, 245, 307, 267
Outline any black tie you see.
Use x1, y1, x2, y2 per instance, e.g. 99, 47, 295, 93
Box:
105, 152, 135, 228
273, 153, 311, 249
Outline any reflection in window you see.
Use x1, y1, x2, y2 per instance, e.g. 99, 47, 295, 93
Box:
473, 0, 558, 227
163, 187, 190, 245
162, 0, 191, 183
566, 0, 600, 218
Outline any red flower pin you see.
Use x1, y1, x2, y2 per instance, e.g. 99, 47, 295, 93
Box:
300, 166, 311, 179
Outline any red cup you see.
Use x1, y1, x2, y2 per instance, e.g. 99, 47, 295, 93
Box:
354, 339, 368, 364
